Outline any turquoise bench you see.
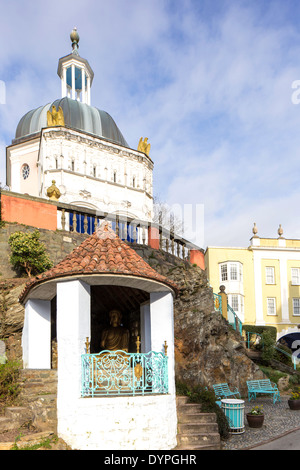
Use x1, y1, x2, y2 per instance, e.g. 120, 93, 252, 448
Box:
247, 379, 281, 404
213, 383, 241, 401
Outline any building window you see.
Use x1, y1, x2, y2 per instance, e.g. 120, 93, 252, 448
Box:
133, 176, 136, 188
93, 165, 96, 177
293, 298, 300, 316
21, 164, 30, 180
221, 264, 228, 281
71, 159, 75, 171
220, 262, 243, 282
265, 267, 275, 284
267, 298, 276, 316
113, 171, 117, 183
228, 294, 244, 317
291, 268, 300, 285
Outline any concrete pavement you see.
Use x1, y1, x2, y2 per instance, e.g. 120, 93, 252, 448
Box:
249, 428, 300, 450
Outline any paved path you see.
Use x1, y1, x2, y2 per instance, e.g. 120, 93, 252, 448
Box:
249, 428, 300, 450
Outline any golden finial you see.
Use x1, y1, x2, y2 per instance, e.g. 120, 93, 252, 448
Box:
252, 222, 258, 237
164, 340, 168, 356
47, 180, 61, 200
85, 337, 90, 353
136, 335, 141, 353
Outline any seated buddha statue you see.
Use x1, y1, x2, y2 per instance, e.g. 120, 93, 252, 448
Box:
100, 310, 130, 352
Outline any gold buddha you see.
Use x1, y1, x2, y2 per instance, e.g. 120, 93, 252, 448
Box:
100, 310, 129, 352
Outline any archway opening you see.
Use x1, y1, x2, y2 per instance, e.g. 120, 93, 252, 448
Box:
90, 285, 150, 354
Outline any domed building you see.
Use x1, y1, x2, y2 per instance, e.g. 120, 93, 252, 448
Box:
6, 28, 153, 222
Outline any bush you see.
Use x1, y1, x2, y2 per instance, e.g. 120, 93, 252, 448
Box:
8, 230, 52, 277
0, 360, 21, 408
261, 330, 276, 364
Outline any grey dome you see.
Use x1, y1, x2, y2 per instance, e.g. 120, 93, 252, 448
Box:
14, 97, 129, 148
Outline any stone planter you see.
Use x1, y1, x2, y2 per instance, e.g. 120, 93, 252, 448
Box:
288, 399, 300, 410
246, 413, 264, 428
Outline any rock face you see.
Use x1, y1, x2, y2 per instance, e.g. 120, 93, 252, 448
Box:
0, 224, 263, 395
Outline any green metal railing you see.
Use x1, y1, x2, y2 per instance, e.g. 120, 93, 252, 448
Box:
226, 304, 243, 335
81, 350, 169, 397
213, 293, 243, 336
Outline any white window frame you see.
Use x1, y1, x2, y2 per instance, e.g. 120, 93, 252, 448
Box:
267, 297, 276, 316
228, 294, 244, 316
220, 262, 243, 283
291, 268, 300, 286
293, 298, 300, 316
265, 266, 275, 285
220, 264, 228, 281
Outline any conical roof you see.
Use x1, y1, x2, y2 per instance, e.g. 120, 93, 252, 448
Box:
19, 222, 178, 303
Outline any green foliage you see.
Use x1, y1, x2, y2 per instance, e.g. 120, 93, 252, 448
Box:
8, 230, 52, 277
242, 325, 277, 341
0, 360, 21, 407
260, 330, 276, 364
176, 382, 230, 439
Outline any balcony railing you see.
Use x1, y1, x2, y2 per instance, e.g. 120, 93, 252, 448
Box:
81, 350, 169, 397
56, 200, 201, 262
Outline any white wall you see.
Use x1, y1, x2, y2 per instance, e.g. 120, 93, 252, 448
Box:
22, 299, 51, 369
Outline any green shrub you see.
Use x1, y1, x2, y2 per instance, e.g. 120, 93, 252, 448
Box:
0, 360, 21, 407
8, 230, 52, 277
261, 330, 276, 364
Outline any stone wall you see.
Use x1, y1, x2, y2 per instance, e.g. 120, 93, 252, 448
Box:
0, 223, 262, 396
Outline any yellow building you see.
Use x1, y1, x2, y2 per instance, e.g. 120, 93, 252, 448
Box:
205, 225, 300, 346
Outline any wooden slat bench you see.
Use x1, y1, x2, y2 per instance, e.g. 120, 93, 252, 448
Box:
213, 383, 241, 401
247, 379, 281, 404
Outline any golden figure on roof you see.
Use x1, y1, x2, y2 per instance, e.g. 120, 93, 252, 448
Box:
47, 105, 65, 127
138, 137, 151, 156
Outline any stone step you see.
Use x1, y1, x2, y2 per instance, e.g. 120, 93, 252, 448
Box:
178, 412, 217, 424
0, 406, 33, 432
177, 431, 221, 447
178, 422, 219, 434
0, 431, 58, 450
177, 403, 203, 414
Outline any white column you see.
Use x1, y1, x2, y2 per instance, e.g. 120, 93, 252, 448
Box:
149, 291, 175, 394
61, 66, 67, 98
253, 251, 265, 325
56, 280, 91, 399
81, 68, 86, 103
22, 299, 51, 369
71, 64, 75, 100
279, 255, 290, 324
87, 75, 91, 105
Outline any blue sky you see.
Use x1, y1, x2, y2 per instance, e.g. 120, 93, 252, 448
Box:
0, 0, 300, 248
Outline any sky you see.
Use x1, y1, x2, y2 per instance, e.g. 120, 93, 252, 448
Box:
0, 0, 300, 248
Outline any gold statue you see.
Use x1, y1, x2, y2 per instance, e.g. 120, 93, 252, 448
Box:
100, 310, 130, 352
46, 180, 61, 200
138, 137, 151, 156
47, 105, 65, 127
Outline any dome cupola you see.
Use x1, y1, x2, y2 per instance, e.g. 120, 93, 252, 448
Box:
14, 28, 129, 148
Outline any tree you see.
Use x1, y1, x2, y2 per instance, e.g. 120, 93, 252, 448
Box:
8, 230, 52, 277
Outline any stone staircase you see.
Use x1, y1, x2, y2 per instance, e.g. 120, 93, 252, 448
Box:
175, 396, 221, 450
0, 369, 65, 450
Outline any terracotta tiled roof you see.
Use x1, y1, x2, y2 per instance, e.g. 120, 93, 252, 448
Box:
19, 222, 178, 303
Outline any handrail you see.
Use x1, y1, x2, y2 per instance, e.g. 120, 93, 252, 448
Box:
81, 350, 169, 397
227, 304, 243, 335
